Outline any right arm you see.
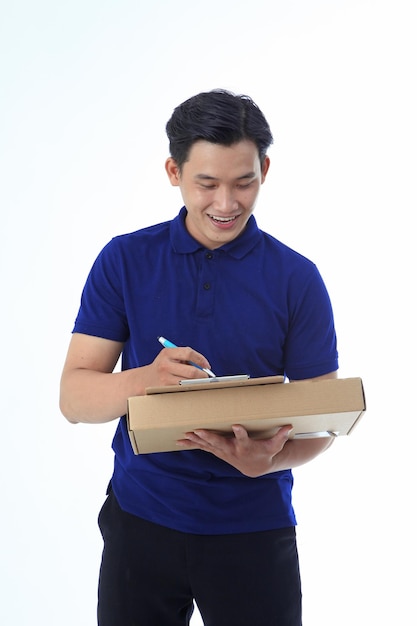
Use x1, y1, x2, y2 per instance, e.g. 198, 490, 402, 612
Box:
59, 332, 213, 424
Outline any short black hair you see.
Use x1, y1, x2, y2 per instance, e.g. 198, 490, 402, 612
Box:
166, 89, 273, 171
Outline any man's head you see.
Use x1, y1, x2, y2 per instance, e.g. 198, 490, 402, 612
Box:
166, 89, 273, 172
165, 90, 273, 250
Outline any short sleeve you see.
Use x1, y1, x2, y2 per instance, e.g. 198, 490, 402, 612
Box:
284, 265, 338, 380
72, 239, 129, 342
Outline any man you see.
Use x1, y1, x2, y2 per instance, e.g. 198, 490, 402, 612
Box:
60, 89, 338, 626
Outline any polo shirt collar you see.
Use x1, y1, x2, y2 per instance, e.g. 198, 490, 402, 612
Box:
170, 206, 262, 259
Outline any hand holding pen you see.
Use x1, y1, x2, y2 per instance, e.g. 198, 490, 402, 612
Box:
157, 336, 216, 378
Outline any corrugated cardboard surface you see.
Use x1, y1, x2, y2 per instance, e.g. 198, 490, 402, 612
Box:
127, 376, 366, 454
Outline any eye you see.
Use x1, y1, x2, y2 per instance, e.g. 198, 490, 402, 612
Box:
236, 180, 254, 189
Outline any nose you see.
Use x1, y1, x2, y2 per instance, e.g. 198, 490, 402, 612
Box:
212, 186, 239, 213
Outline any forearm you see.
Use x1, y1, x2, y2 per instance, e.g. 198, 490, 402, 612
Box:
179, 425, 335, 477
60, 365, 152, 424
59, 335, 214, 424
269, 435, 335, 473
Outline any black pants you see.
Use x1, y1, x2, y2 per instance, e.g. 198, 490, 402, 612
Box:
97, 488, 302, 626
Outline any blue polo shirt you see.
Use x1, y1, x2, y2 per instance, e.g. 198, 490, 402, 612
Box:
73, 207, 338, 534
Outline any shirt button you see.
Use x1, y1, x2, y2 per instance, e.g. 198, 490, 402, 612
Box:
205, 252, 213, 260
203, 282, 211, 290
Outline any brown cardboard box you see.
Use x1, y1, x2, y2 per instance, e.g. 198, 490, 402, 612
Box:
127, 376, 366, 454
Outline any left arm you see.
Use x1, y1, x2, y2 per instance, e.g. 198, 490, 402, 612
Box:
177, 371, 338, 478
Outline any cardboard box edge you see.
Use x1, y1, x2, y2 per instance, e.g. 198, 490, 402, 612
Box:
126, 376, 366, 455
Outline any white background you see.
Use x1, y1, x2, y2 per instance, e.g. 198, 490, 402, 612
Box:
1, 1, 416, 624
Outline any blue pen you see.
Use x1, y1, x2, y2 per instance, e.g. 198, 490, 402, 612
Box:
157, 336, 216, 378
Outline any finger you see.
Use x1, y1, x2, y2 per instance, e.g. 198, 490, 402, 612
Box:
186, 348, 213, 372
176, 438, 196, 448
156, 350, 204, 381
231, 425, 249, 440
176, 432, 213, 452
275, 425, 293, 440
262, 426, 293, 453
192, 429, 221, 445
182, 429, 230, 451
167, 346, 212, 374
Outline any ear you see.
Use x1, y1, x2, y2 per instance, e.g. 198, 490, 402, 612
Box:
165, 157, 181, 186
261, 155, 270, 184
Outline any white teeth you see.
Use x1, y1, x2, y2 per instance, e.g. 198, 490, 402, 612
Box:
210, 215, 236, 223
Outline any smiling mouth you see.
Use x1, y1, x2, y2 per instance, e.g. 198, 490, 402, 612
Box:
208, 214, 239, 224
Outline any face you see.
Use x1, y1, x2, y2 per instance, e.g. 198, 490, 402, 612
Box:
165, 139, 270, 250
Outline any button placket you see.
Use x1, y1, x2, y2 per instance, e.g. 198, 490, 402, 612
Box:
196, 250, 215, 317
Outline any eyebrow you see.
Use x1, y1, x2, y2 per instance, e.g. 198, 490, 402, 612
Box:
194, 172, 256, 181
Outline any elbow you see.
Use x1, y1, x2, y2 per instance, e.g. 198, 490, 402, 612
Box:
64, 414, 79, 425
59, 371, 82, 423
59, 391, 80, 424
